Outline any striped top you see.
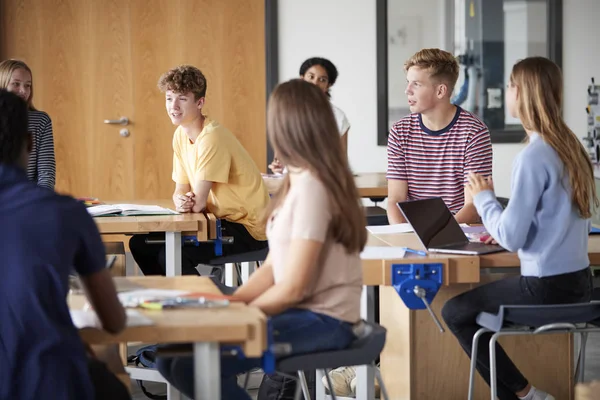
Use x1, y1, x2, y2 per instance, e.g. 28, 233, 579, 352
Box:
386, 107, 493, 213
27, 110, 56, 190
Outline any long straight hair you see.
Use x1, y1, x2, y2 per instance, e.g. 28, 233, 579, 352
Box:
266, 79, 367, 253
0, 59, 37, 111
510, 57, 598, 218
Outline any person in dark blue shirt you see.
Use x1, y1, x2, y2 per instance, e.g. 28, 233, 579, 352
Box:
0, 89, 129, 400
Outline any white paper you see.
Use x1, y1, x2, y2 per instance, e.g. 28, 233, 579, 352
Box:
118, 289, 189, 307
360, 246, 407, 260
87, 204, 178, 217
70, 309, 154, 329
86, 204, 121, 217
366, 223, 414, 234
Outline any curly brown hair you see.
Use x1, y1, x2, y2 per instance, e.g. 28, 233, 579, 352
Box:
157, 65, 207, 100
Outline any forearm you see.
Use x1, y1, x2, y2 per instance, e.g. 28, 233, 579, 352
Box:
387, 201, 406, 224
250, 284, 301, 316
232, 263, 275, 303
454, 202, 481, 224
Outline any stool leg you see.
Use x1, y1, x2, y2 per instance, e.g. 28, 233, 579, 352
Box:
374, 363, 390, 400
298, 370, 313, 400
294, 374, 303, 400
489, 332, 502, 400
315, 369, 327, 400
579, 332, 589, 383
225, 263, 235, 286
469, 328, 490, 400
241, 261, 255, 284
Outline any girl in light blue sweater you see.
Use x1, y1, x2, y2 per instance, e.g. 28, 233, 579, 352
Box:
442, 57, 596, 400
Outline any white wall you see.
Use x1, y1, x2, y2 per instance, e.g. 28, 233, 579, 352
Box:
563, 0, 600, 139
278, 0, 442, 175
277, 0, 599, 201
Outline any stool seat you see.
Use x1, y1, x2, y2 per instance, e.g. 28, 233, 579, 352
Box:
476, 302, 600, 332
208, 247, 268, 265
277, 322, 386, 373
469, 301, 600, 400
271, 321, 390, 400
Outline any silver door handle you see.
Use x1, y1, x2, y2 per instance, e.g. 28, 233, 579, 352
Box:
103, 116, 129, 125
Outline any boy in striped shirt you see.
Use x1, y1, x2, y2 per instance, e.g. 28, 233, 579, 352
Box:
387, 48, 493, 224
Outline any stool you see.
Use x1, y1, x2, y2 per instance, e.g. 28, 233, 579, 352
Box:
209, 247, 269, 287
468, 302, 600, 400
274, 321, 389, 400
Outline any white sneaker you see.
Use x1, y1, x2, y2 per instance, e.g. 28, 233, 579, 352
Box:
349, 366, 381, 397
532, 390, 555, 400
321, 366, 356, 396
520, 387, 556, 400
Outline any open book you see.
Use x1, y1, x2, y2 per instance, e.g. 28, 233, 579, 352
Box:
87, 204, 179, 217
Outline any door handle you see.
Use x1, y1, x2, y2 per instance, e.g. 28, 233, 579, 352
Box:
103, 116, 129, 125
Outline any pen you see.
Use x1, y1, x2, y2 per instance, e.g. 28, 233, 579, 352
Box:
401, 247, 427, 256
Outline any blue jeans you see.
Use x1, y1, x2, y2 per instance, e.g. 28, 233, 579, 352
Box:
157, 308, 356, 400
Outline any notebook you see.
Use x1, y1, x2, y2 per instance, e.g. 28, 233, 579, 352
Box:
397, 197, 505, 255
87, 204, 179, 217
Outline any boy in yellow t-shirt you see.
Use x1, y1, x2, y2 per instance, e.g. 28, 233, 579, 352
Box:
129, 65, 269, 276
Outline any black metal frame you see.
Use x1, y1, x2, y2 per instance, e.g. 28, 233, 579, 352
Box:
376, 0, 563, 145
265, 0, 279, 167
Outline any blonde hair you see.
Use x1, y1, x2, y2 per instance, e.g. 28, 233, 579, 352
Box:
404, 48, 460, 94
266, 79, 367, 253
0, 59, 36, 111
510, 57, 598, 218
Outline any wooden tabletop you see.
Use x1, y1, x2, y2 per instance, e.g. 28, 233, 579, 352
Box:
353, 172, 388, 198
363, 231, 600, 286
94, 200, 211, 241
75, 276, 267, 357
263, 172, 388, 199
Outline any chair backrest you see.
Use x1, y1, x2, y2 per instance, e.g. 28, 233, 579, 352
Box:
208, 247, 269, 265
501, 302, 600, 327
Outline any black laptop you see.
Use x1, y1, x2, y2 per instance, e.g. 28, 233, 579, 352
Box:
397, 197, 505, 255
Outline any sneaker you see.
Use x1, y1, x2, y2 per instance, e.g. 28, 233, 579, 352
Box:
349, 366, 381, 397
321, 366, 356, 396
520, 387, 555, 400
531, 390, 555, 400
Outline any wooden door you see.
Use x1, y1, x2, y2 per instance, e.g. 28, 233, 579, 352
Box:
0, 0, 266, 200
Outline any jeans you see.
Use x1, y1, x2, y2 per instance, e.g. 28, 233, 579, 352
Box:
441, 267, 593, 400
157, 308, 356, 400
129, 220, 267, 276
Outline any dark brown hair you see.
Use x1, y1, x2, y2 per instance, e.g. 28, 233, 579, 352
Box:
158, 65, 207, 99
266, 79, 367, 253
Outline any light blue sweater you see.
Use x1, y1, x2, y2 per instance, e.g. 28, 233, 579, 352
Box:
473, 133, 590, 277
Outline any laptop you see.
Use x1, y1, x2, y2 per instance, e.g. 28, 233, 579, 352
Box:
397, 197, 505, 255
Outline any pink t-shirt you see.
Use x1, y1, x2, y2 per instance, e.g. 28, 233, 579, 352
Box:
267, 170, 362, 323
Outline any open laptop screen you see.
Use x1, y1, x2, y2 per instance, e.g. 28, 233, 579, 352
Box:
397, 198, 468, 248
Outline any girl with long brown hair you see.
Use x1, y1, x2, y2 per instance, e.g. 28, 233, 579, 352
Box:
156, 79, 367, 399
442, 56, 596, 400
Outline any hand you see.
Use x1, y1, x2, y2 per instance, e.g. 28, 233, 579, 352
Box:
466, 173, 494, 197
484, 236, 498, 245
269, 158, 284, 174
175, 192, 195, 213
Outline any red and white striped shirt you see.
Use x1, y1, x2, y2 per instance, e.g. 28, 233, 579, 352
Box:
386, 107, 493, 213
